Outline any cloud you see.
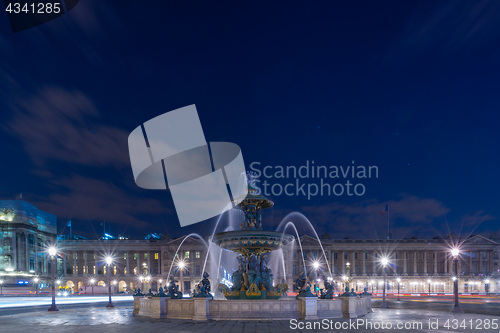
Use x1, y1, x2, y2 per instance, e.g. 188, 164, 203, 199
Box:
5, 86, 130, 168
386, 0, 500, 59
275, 194, 451, 239
28, 174, 174, 237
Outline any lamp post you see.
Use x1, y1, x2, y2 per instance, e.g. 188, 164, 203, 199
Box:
451, 248, 463, 313
33, 277, 39, 295
381, 257, 388, 308
48, 246, 59, 311
90, 278, 95, 296
178, 261, 185, 297
427, 279, 431, 294
313, 261, 320, 295
105, 255, 114, 308
396, 278, 401, 301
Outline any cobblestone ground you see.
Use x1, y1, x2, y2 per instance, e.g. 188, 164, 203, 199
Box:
0, 305, 499, 332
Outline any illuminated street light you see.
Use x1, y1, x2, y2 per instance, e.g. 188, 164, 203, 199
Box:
105, 255, 114, 308
451, 248, 463, 313
396, 278, 401, 301
47, 246, 59, 311
178, 261, 186, 296
89, 278, 95, 296
312, 261, 320, 295
380, 257, 389, 309
33, 277, 39, 295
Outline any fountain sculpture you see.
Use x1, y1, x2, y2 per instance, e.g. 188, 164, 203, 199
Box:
214, 178, 294, 299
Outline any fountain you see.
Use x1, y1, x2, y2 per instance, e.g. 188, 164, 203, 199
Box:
213, 177, 294, 300
134, 173, 372, 320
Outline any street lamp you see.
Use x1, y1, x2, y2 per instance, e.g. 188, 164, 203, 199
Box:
313, 261, 320, 295
380, 257, 389, 309
451, 248, 463, 313
396, 278, 401, 301
178, 261, 185, 297
427, 279, 432, 294
89, 278, 95, 296
105, 255, 114, 308
48, 246, 59, 311
33, 277, 39, 295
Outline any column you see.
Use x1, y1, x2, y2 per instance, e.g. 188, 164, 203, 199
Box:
84, 251, 88, 276
44, 253, 48, 274
423, 251, 427, 274
341, 251, 345, 274
362, 250, 366, 275
73, 252, 77, 275
444, 252, 448, 274
469, 251, 472, 274
63, 252, 67, 276
25, 234, 29, 272
372, 251, 377, 275
12, 232, 17, 271
403, 251, 407, 274
137, 251, 140, 275
479, 250, 483, 274
148, 251, 151, 274
433, 251, 437, 274
413, 251, 417, 275
126, 251, 130, 275
17, 233, 22, 271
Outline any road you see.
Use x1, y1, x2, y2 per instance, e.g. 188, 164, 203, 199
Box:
0, 295, 133, 316
372, 296, 500, 316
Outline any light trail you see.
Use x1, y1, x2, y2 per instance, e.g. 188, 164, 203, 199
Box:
0, 295, 133, 308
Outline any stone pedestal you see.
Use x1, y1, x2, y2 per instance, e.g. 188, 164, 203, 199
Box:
133, 295, 144, 316
359, 294, 373, 313
340, 295, 358, 318
298, 297, 319, 320
138, 297, 167, 319
193, 298, 210, 321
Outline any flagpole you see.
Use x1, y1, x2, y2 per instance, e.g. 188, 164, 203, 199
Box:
387, 204, 390, 240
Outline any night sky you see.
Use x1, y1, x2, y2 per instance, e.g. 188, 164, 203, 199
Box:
1, 1, 499, 241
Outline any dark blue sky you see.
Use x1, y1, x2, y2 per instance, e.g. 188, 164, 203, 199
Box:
1, 0, 499, 240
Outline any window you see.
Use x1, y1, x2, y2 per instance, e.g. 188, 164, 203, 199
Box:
482, 251, 487, 259
134, 253, 137, 260
29, 257, 35, 271
124, 266, 127, 274
423, 253, 425, 259
124, 253, 127, 260
432, 252, 435, 259
334, 265, 338, 274
144, 253, 148, 259
375, 253, 378, 258
344, 253, 347, 259
303, 252, 307, 259
195, 265, 201, 275
195, 251, 200, 259
292, 265, 297, 275
365, 253, 368, 259
313, 251, 317, 258
293, 252, 297, 258
405, 252, 408, 259
93, 265, 96, 274
334, 253, 338, 260
185, 251, 190, 259
354, 253, 358, 260
133, 267, 137, 275
154, 253, 159, 260
103, 266, 106, 274
395, 253, 398, 259
28, 236, 34, 248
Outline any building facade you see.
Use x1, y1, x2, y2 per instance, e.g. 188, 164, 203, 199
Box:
56, 233, 500, 295
0, 200, 57, 286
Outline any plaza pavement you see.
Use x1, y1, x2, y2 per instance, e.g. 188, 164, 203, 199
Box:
0, 304, 500, 333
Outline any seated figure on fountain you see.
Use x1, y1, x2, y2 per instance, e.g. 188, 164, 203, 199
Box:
166, 276, 182, 299
194, 271, 212, 298
319, 276, 334, 299
295, 270, 315, 298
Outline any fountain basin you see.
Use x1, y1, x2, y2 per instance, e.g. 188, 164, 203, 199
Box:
212, 230, 294, 255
